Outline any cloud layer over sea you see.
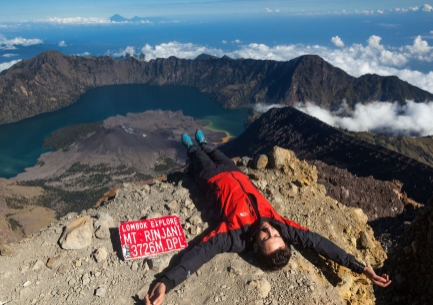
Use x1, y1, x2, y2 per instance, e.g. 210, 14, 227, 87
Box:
253, 100, 433, 137
294, 101, 433, 137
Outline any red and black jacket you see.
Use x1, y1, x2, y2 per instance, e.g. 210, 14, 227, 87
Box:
162, 171, 365, 292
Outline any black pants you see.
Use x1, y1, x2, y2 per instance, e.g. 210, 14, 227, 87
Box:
187, 144, 239, 184
187, 145, 240, 215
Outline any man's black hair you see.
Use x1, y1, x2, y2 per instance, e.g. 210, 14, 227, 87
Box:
255, 245, 292, 271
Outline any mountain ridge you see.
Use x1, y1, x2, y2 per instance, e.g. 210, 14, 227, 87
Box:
220, 107, 433, 205
1, 51, 432, 125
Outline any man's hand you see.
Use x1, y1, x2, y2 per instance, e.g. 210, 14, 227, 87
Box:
144, 282, 166, 305
363, 266, 391, 287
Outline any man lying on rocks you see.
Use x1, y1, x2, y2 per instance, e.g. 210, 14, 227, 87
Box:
145, 130, 391, 305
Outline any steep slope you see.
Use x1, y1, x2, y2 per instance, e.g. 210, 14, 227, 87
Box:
346, 131, 433, 167
220, 107, 433, 205
1, 51, 432, 124
0, 147, 387, 305
376, 197, 433, 304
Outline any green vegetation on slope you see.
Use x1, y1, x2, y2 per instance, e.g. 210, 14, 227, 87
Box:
346, 131, 433, 168
154, 157, 176, 172
5, 197, 26, 209
43, 122, 103, 151
7, 217, 24, 234
20, 162, 152, 216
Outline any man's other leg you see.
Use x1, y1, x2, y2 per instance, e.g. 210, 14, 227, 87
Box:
201, 144, 239, 172
195, 130, 239, 172
187, 146, 219, 182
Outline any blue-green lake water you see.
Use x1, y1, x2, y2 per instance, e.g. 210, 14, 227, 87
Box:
0, 85, 247, 179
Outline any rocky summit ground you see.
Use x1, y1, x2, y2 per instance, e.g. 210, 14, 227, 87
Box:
0, 146, 387, 305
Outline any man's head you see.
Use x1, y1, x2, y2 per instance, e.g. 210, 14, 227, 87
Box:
253, 221, 291, 271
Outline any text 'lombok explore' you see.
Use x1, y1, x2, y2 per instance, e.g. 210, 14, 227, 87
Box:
119, 215, 187, 260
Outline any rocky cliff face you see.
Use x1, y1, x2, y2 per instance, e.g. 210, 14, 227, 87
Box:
1, 51, 432, 125
375, 197, 433, 304
0, 147, 387, 305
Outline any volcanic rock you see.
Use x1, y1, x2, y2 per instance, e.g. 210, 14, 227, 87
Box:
94, 213, 115, 240
59, 216, 93, 249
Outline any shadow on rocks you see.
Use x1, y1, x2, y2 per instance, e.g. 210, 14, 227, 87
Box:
109, 227, 123, 260
368, 206, 420, 251
294, 246, 342, 286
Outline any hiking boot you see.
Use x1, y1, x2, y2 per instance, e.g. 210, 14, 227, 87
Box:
181, 133, 193, 149
195, 130, 208, 145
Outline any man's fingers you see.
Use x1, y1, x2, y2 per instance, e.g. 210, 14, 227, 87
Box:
373, 275, 391, 287
152, 294, 165, 305
144, 294, 151, 305
376, 280, 392, 287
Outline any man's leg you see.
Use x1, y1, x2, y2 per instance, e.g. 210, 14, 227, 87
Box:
187, 146, 219, 182
184, 135, 221, 217
195, 130, 239, 172
200, 144, 239, 172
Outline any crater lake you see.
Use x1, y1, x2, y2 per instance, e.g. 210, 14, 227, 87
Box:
0, 84, 247, 178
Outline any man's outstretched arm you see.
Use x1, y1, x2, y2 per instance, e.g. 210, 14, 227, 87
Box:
143, 222, 233, 304
363, 266, 391, 287
282, 225, 392, 287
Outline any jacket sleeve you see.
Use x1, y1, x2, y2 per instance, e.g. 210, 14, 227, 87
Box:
162, 222, 233, 293
281, 224, 365, 274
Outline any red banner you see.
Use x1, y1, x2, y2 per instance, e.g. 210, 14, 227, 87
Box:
119, 215, 187, 260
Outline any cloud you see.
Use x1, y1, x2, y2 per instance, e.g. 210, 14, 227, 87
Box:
265, 8, 280, 13
331, 36, 344, 47
295, 100, 433, 137
112, 46, 136, 57
0, 59, 21, 72
394, 4, 433, 13
222, 40, 227, 44
75, 52, 90, 56
233, 39, 241, 44
38, 16, 161, 25
58, 41, 67, 47
423, 4, 433, 11
254, 103, 286, 113
44, 17, 111, 24
141, 42, 223, 61
2, 53, 18, 57
367, 35, 383, 49
403, 35, 432, 59
0, 36, 43, 50
355, 10, 374, 15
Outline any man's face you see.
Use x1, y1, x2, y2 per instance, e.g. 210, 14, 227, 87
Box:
254, 221, 286, 254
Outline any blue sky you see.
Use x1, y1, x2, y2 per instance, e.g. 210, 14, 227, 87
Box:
1, 0, 431, 22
